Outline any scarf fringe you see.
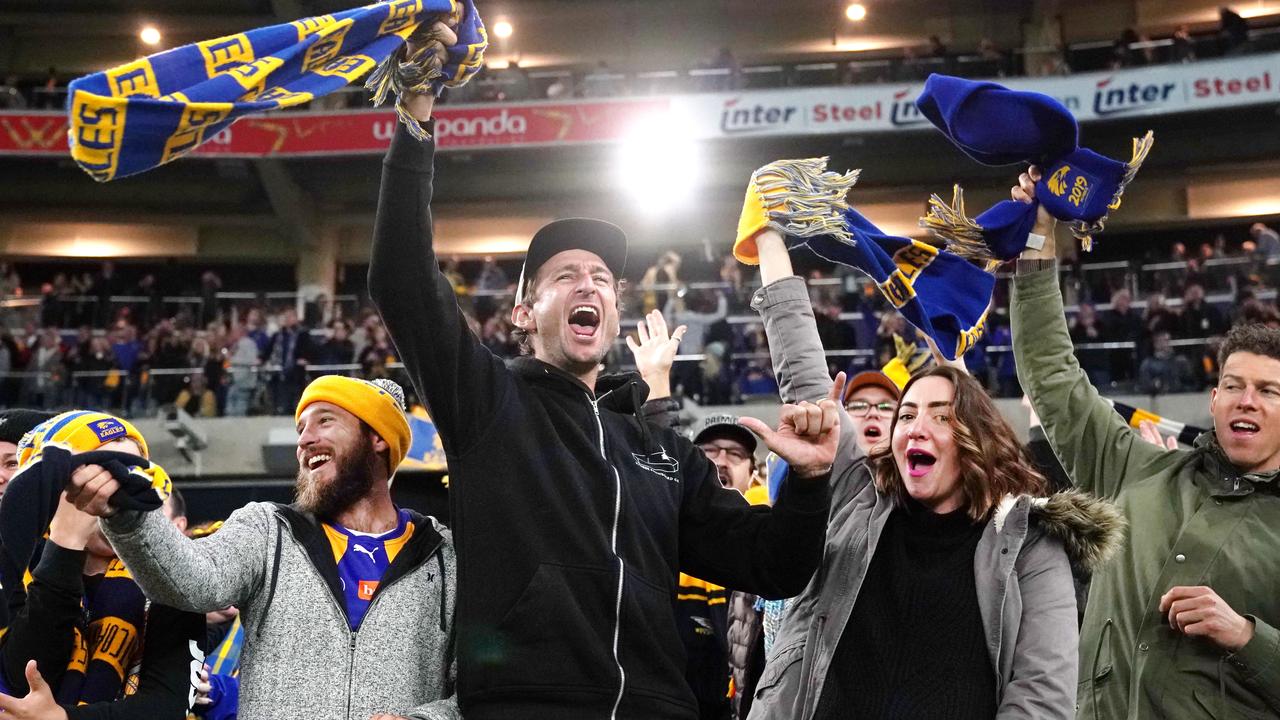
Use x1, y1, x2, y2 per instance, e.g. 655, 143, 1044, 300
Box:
1070, 130, 1154, 251
365, 23, 448, 140
920, 184, 997, 265
752, 158, 860, 245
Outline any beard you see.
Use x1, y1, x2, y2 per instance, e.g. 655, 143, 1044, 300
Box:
295, 432, 380, 520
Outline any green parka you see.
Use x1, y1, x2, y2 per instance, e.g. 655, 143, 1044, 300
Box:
1013, 266, 1280, 720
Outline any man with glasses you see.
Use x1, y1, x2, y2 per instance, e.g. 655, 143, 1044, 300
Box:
680, 415, 764, 720
692, 414, 760, 495
841, 372, 900, 455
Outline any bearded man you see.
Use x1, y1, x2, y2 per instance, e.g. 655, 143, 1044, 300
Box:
66, 376, 459, 720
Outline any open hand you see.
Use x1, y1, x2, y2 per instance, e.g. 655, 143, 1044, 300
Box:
626, 310, 687, 395
1159, 585, 1255, 652
739, 373, 845, 479
0, 661, 68, 720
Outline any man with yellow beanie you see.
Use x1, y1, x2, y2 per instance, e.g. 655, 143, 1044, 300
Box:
67, 376, 460, 720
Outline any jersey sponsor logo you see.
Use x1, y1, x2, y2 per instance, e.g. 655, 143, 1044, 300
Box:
357, 580, 379, 601
633, 448, 679, 482
352, 544, 379, 562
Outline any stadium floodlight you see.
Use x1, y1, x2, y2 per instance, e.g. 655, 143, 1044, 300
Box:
614, 116, 702, 214
845, 3, 867, 21
140, 25, 162, 46
493, 20, 514, 39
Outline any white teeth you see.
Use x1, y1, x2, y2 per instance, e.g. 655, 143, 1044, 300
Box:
572, 306, 598, 317
1231, 422, 1259, 432
308, 454, 331, 468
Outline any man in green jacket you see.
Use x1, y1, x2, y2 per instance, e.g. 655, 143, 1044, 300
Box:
1010, 167, 1280, 719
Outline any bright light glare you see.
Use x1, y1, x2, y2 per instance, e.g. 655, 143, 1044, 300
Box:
493, 20, 513, 39
139, 26, 162, 46
615, 120, 702, 212
845, 3, 867, 21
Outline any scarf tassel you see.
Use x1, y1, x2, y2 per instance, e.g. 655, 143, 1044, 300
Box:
1071, 130, 1154, 251
920, 184, 998, 265
365, 24, 450, 141
753, 158, 861, 246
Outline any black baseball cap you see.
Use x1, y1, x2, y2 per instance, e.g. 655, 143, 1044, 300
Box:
515, 218, 628, 302
691, 413, 758, 455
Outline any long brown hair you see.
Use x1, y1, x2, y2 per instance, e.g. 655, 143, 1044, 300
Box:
868, 366, 1048, 521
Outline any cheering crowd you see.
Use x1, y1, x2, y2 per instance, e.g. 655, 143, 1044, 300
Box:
0, 3, 1278, 720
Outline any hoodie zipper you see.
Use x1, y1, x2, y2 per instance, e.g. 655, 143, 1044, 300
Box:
589, 392, 627, 720
280, 517, 443, 720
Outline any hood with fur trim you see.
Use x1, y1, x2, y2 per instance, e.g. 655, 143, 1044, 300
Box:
994, 489, 1127, 574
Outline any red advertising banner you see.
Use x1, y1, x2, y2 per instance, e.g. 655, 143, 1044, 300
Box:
0, 97, 670, 158
4, 52, 1276, 159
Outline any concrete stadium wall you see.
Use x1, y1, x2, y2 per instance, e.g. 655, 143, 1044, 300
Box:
136, 390, 1215, 480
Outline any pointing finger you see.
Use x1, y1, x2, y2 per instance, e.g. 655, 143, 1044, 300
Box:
827, 371, 847, 405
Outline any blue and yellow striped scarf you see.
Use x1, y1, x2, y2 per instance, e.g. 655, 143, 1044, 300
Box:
67, 0, 485, 182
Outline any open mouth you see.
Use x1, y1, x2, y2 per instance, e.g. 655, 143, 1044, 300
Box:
716, 467, 731, 488
568, 305, 600, 339
905, 448, 937, 477
863, 425, 883, 440
306, 453, 333, 472
1229, 419, 1260, 437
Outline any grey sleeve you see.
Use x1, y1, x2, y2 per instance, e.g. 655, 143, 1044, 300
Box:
997, 535, 1079, 720
752, 275, 862, 497
100, 503, 271, 614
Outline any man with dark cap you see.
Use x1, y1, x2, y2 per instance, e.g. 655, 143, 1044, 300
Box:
690, 414, 760, 497
366, 80, 837, 719
0, 410, 56, 499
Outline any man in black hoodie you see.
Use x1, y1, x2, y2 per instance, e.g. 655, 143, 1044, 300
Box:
367, 39, 836, 720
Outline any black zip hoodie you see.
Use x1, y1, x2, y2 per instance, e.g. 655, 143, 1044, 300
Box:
370, 124, 830, 720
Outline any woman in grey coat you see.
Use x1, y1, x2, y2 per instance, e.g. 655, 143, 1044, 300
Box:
744, 228, 1125, 720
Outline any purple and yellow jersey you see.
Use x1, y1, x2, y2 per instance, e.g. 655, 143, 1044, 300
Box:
321, 508, 415, 630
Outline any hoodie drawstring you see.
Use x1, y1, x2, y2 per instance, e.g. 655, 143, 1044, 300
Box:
258, 519, 284, 639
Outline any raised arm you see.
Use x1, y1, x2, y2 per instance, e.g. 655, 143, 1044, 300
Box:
367, 93, 511, 454
751, 230, 862, 505
1010, 169, 1182, 500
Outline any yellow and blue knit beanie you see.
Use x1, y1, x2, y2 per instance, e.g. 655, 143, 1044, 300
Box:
296, 376, 412, 472
17, 411, 149, 468
14, 409, 170, 499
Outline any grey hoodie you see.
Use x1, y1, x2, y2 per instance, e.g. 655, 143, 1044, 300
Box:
102, 501, 458, 720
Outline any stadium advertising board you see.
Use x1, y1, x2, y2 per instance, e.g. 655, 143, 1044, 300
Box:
2, 52, 1275, 158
